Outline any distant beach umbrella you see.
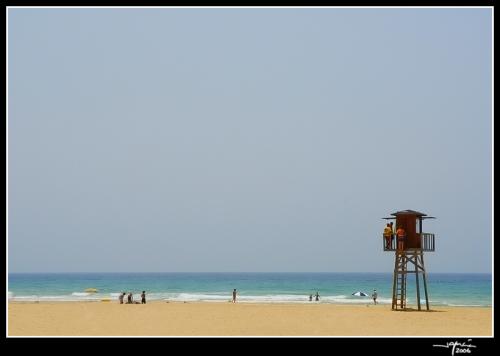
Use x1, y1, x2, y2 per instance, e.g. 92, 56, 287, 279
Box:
352, 291, 368, 297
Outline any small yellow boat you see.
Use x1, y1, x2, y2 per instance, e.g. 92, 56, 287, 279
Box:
85, 288, 98, 293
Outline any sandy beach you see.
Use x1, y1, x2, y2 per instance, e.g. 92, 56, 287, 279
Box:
8, 301, 492, 336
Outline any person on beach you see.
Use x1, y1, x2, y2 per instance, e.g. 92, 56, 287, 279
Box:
372, 289, 378, 305
315, 291, 320, 301
141, 291, 146, 304
396, 226, 406, 250
383, 223, 393, 249
232, 289, 237, 303
309, 294, 313, 301
119, 292, 125, 304
127, 292, 133, 304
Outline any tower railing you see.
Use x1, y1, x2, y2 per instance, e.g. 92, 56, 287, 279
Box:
382, 234, 397, 251
382, 233, 435, 252
420, 233, 435, 252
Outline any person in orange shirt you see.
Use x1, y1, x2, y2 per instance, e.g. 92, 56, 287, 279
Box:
396, 226, 406, 250
389, 222, 394, 244
383, 223, 393, 249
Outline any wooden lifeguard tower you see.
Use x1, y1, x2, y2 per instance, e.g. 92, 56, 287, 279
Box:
382, 210, 436, 310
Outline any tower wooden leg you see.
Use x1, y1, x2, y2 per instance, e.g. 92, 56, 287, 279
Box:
421, 254, 430, 310
392, 253, 398, 310
415, 253, 421, 311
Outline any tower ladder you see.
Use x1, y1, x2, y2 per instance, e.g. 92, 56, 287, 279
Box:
392, 251, 408, 310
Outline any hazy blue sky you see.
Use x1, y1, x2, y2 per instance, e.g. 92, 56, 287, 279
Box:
8, 8, 492, 273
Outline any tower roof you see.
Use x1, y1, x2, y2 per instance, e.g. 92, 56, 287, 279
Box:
382, 210, 436, 220
391, 209, 427, 217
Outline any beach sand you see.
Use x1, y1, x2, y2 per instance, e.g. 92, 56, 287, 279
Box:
8, 301, 492, 336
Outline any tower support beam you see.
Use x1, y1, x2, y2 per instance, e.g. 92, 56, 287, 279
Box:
392, 250, 430, 311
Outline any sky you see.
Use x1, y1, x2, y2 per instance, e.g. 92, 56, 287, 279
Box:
8, 8, 492, 273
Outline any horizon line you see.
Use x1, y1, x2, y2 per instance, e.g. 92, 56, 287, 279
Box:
7, 271, 492, 274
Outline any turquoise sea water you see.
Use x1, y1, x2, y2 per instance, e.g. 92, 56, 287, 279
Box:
7, 272, 492, 307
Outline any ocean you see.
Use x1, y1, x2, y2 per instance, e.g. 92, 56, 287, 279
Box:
7, 272, 492, 307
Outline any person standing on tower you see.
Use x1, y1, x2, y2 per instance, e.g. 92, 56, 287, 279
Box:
389, 222, 394, 246
383, 223, 393, 249
396, 226, 406, 250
